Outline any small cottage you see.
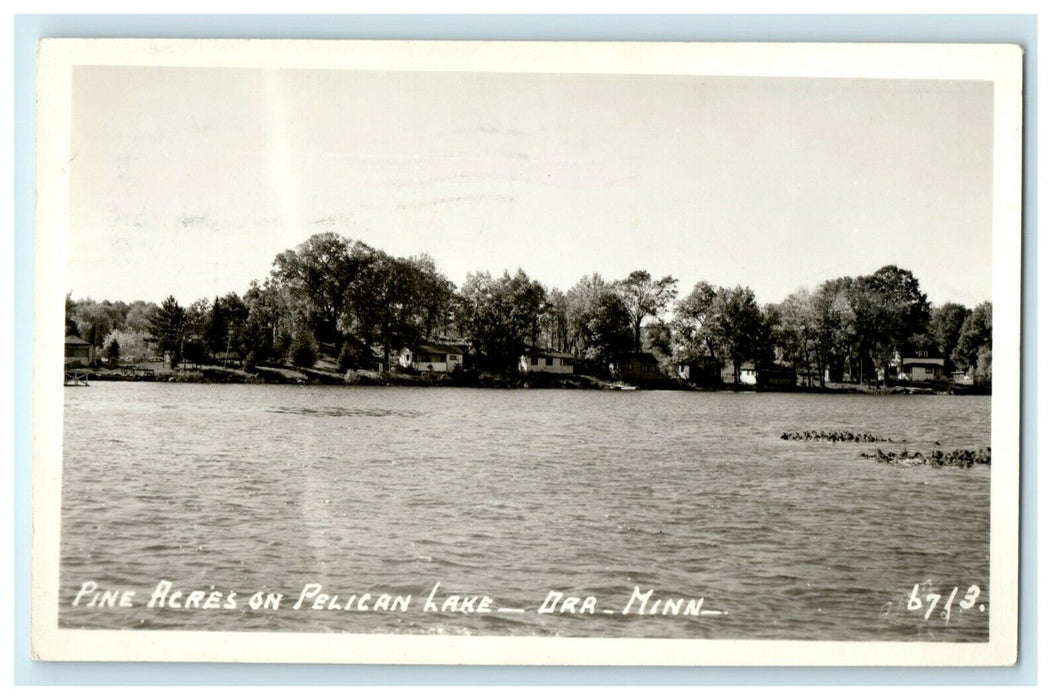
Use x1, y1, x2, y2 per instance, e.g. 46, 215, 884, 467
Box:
519, 349, 576, 375
737, 362, 797, 388
616, 352, 661, 383
398, 342, 464, 373
901, 357, 946, 382
677, 359, 723, 386
64, 335, 94, 367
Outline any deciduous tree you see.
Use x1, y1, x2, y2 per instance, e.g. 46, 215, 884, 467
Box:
618, 270, 678, 351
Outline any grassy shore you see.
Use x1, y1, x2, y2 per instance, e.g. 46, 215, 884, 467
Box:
75, 359, 988, 394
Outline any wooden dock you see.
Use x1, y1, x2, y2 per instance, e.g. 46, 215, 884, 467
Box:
64, 370, 89, 386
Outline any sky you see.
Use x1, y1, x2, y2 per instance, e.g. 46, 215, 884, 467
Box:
67, 66, 994, 308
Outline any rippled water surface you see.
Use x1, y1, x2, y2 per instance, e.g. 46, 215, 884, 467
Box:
61, 384, 991, 640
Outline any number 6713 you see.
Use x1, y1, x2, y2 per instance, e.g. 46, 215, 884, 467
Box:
906, 584, 982, 621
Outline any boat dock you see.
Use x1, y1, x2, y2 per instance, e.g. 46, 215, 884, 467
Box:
64, 370, 89, 386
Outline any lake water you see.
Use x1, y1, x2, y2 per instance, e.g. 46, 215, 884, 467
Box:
60, 384, 991, 641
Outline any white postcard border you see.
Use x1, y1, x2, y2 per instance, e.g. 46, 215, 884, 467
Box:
32, 38, 1024, 666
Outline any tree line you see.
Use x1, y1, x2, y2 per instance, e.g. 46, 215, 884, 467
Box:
65, 232, 993, 386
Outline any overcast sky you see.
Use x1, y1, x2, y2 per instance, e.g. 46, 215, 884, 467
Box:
67, 66, 994, 308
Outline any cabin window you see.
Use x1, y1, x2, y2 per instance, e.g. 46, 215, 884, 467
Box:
449, 355, 458, 361
546, 357, 553, 366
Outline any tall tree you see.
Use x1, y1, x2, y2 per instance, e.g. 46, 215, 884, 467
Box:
541, 288, 571, 352
565, 274, 634, 371
455, 269, 547, 373
850, 266, 931, 386
955, 301, 992, 385
146, 295, 186, 368
810, 276, 856, 386
64, 294, 81, 337
241, 280, 287, 363
124, 300, 160, 335
618, 270, 678, 351
672, 281, 720, 368
271, 232, 362, 344
712, 285, 770, 382
404, 254, 456, 342
205, 292, 249, 360
930, 302, 970, 367
772, 288, 817, 386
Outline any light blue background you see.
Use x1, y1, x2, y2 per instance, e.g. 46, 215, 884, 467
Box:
13, 13, 1038, 686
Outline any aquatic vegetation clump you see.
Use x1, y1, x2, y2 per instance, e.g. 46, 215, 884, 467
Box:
781, 430, 892, 443
860, 447, 991, 469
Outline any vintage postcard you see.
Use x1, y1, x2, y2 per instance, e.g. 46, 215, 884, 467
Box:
32, 39, 1022, 665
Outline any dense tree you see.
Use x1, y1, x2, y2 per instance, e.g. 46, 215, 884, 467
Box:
104, 337, 121, 367
770, 279, 856, 388
565, 274, 634, 371
240, 280, 287, 363
930, 302, 970, 367
643, 321, 675, 375
404, 254, 457, 342
771, 289, 816, 386
102, 329, 151, 363
65, 293, 79, 337
850, 266, 931, 386
353, 251, 457, 365
124, 301, 159, 335
271, 232, 363, 344
540, 288, 571, 352
618, 270, 678, 351
810, 277, 856, 386
712, 286, 770, 382
455, 269, 547, 373
146, 295, 186, 368
68, 298, 129, 349
672, 281, 720, 367
673, 282, 770, 382
955, 301, 992, 385
185, 298, 211, 335
183, 337, 208, 368
65, 231, 988, 390
204, 292, 250, 362
289, 329, 319, 368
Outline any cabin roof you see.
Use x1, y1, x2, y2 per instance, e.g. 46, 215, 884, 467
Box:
902, 357, 945, 367
64, 335, 90, 345
523, 348, 576, 360
412, 342, 463, 355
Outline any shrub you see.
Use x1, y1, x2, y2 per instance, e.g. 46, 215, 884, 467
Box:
184, 338, 208, 367
289, 331, 319, 368
102, 329, 151, 363
338, 342, 357, 372
105, 338, 121, 367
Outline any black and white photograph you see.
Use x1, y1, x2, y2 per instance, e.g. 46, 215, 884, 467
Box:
31, 39, 1023, 665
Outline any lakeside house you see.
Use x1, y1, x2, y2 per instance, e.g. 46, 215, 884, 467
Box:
397, 342, 464, 373
519, 348, 576, 375
900, 356, 947, 382
677, 359, 723, 386
733, 361, 797, 388
64, 335, 94, 367
616, 352, 661, 383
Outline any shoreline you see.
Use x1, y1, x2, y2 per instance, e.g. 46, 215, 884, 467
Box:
71, 364, 990, 395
